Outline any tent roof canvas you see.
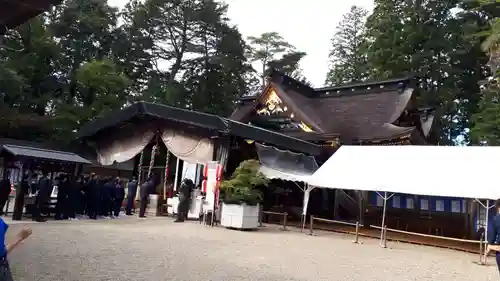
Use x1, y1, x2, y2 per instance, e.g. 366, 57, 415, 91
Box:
308, 145, 500, 200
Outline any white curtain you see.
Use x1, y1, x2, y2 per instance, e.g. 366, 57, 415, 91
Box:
97, 129, 155, 166
161, 129, 214, 164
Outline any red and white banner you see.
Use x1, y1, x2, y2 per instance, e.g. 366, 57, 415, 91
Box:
202, 161, 223, 210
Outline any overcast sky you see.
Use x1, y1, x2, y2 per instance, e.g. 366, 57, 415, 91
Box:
108, 0, 374, 87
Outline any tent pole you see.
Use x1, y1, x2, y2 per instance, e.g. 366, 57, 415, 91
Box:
301, 183, 307, 232
484, 199, 490, 264
380, 191, 388, 247
485, 200, 490, 242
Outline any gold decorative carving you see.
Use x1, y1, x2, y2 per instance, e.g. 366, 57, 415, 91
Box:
256, 89, 284, 116
255, 88, 315, 132
298, 122, 313, 132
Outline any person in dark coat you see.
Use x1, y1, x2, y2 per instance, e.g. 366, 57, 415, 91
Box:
73, 175, 85, 217
55, 174, 70, 220
488, 199, 500, 275
29, 174, 39, 195
33, 171, 52, 222
100, 178, 113, 218
0, 171, 11, 216
125, 177, 138, 215
12, 175, 30, 221
139, 174, 158, 218
175, 178, 194, 223
86, 174, 99, 220
113, 178, 125, 217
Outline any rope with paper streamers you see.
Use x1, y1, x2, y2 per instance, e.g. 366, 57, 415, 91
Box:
137, 150, 144, 184
163, 150, 170, 200
147, 135, 159, 179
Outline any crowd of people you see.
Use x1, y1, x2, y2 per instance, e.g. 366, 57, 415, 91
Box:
0, 171, 158, 222
0, 169, 194, 224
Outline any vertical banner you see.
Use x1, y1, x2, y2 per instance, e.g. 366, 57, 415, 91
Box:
203, 161, 223, 211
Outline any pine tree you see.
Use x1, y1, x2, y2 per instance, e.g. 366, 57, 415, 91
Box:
364, 0, 491, 144
325, 5, 369, 86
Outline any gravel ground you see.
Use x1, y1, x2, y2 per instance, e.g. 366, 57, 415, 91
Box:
2, 217, 498, 281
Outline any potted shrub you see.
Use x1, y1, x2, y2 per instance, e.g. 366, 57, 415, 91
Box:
219, 159, 269, 229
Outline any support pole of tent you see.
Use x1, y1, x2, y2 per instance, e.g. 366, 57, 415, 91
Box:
483, 199, 490, 264
376, 191, 393, 248
475, 198, 495, 265
485, 199, 490, 243
380, 191, 387, 247
302, 184, 313, 233
301, 183, 307, 232
173, 157, 180, 192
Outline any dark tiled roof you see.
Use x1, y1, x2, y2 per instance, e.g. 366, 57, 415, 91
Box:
230, 70, 420, 142
0, 138, 133, 169
0, 0, 62, 34
2, 144, 91, 164
77, 102, 323, 156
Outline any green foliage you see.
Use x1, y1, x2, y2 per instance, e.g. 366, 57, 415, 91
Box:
0, 0, 254, 142
219, 159, 269, 206
469, 3, 500, 144
364, 0, 494, 144
247, 32, 309, 88
325, 5, 369, 85
470, 85, 500, 145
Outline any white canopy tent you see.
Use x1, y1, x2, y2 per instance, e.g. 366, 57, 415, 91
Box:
307, 145, 500, 243
255, 143, 318, 228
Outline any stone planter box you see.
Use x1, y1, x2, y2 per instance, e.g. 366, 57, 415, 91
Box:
220, 203, 259, 230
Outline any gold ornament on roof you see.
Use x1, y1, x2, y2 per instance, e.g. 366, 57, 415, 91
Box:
256, 89, 284, 116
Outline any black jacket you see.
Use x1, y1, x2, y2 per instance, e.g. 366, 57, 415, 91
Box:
38, 177, 53, 199
488, 214, 500, 245
140, 180, 155, 199
127, 181, 138, 198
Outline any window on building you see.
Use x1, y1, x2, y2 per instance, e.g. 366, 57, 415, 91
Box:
451, 200, 461, 213
406, 198, 414, 209
376, 195, 383, 207
392, 195, 401, 208
420, 199, 429, 210
435, 200, 444, 211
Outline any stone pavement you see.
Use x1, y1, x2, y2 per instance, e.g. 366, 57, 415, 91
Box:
4, 217, 499, 281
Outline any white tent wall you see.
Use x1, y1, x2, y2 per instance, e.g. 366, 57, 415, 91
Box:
307, 145, 500, 247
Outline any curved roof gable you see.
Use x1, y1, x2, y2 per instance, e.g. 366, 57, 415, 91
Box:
231, 70, 418, 142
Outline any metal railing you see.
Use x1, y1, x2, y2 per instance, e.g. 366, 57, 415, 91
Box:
259, 210, 288, 231
370, 224, 484, 261
308, 215, 363, 244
